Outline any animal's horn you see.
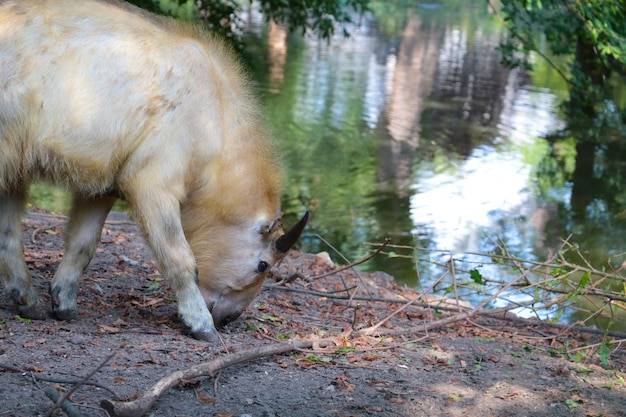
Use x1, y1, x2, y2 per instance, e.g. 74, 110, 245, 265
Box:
275, 211, 309, 253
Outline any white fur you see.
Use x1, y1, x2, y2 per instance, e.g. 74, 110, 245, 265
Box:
0, 0, 290, 340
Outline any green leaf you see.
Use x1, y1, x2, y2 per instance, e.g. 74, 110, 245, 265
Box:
306, 355, 332, 363
578, 272, 591, 289
15, 315, 32, 323
565, 399, 579, 410
260, 313, 281, 322
469, 269, 486, 285
598, 342, 611, 366
332, 346, 357, 355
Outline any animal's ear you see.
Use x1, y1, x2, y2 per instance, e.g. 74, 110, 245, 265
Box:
275, 211, 309, 253
257, 218, 280, 235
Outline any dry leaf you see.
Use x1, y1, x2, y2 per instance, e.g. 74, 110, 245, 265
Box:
99, 324, 120, 333
498, 391, 522, 399
196, 391, 216, 404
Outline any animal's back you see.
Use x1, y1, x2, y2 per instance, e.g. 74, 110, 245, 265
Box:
0, 0, 252, 196
0, 0, 305, 342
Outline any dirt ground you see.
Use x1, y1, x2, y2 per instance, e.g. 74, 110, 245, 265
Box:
1, 208, 625, 417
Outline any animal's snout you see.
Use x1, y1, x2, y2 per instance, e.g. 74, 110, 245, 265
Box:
212, 308, 243, 327
207, 298, 245, 327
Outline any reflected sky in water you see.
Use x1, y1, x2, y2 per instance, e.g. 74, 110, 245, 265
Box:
241, 2, 626, 327
411, 83, 564, 254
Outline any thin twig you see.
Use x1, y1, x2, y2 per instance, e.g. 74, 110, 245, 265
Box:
309, 238, 391, 281
46, 348, 119, 417
0, 364, 119, 397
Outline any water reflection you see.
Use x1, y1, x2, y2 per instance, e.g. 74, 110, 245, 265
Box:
266, 21, 287, 93
412, 78, 564, 254
243, 2, 625, 328
377, 13, 437, 195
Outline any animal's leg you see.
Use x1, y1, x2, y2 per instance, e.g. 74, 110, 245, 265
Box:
50, 194, 116, 320
126, 186, 217, 341
0, 192, 47, 319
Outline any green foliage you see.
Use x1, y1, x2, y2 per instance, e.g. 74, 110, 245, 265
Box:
257, 0, 368, 39
499, 0, 626, 77
497, 0, 626, 144
15, 315, 32, 323
126, 0, 368, 44
565, 398, 580, 410
332, 346, 357, 354
578, 271, 590, 290
305, 354, 332, 363
598, 341, 611, 366
469, 269, 486, 285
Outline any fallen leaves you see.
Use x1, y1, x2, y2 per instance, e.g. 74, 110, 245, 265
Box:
22, 338, 47, 348
99, 324, 121, 334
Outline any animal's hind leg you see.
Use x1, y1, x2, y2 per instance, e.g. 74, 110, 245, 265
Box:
50, 194, 116, 320
0, 192, 47, 319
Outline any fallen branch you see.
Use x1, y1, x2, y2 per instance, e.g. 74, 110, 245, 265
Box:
101, 300, 499, 417
100, 338, 333, 417
44, 386, 84, 417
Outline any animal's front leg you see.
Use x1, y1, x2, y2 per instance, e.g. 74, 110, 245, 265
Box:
50, 194, 116, 320
0, 192, 46, 319
127, 187, 217, 341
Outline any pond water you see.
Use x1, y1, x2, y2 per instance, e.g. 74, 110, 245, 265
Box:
28, 1, 626, 328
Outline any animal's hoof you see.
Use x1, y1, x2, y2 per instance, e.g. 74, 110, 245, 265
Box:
53, 309, 78, 321
17, 302, 48, 320
191, 327, 219, 342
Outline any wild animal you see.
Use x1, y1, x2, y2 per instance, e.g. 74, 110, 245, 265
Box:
0, 0, 308, 341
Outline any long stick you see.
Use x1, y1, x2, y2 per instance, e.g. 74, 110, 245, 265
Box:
101, 301, 506, 417
100, 338, 331, 417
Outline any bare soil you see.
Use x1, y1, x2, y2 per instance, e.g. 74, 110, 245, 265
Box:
1, 208, 625, 417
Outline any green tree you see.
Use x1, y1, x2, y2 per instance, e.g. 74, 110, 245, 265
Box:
126, 0, 368, 45
497, 0, 626, 143
497, 0, 626, 224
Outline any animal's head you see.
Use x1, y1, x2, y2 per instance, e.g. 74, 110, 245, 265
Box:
196, 211, 309, 327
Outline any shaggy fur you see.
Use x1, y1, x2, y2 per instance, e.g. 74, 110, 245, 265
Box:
0, 0, 302, 340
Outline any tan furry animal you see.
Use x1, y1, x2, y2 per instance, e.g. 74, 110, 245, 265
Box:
0, 0, 308, 341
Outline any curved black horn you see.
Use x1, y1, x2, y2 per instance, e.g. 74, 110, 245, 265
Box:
275, 211, 309, 253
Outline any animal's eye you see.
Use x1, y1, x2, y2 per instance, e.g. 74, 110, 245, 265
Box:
257, 261, 270, 273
